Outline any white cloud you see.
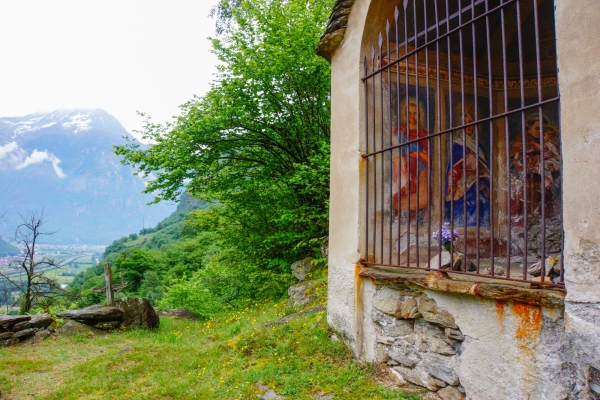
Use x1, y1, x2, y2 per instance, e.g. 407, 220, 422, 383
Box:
16, 149, 67, 178
0, 141, 19, 159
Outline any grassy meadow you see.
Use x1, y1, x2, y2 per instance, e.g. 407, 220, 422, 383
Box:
0, 297, 422, 400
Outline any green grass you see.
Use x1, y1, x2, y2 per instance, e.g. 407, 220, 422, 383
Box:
0, 299, 422, 399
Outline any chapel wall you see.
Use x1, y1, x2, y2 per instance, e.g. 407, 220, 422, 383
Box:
362, 281, 575, 399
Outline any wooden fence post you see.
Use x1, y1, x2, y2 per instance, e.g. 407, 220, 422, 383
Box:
104, 263, 114, 306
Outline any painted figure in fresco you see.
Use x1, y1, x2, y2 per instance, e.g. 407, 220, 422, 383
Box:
510, 110, 561, 218
392, 98, 429, 218
444, 105, 491, 226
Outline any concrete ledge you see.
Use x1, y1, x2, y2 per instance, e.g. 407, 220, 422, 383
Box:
359, 265, 566, 309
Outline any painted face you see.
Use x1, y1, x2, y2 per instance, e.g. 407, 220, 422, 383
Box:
464, 114, 474, 136
528, 119, 541, 138
407, 104, 418, 128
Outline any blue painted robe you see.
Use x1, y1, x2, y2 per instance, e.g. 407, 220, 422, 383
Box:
444, 138, 491, 226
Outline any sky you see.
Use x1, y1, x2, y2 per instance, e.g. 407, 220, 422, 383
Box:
0, 0, 219, 134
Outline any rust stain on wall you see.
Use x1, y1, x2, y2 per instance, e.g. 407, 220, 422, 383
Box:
495, 301, 506, 324
511, 302, 543, 340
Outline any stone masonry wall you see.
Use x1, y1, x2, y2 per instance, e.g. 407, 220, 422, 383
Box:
367, 284, 577, 399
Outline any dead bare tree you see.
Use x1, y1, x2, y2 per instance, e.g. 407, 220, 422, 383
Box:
0, 210, 72, 313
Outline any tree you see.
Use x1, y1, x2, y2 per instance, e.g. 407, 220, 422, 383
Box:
115, 0, 333, 269
0, 211, 68, 313
113, 248, 154, 292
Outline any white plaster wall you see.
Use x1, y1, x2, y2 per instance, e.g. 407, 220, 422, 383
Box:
327, 0, 370, 355
429, 292, 573, 400
556, 0, 600, 376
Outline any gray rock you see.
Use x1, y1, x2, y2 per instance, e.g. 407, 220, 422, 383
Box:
291, 256, 315, 281
320, 237, 329, 260
418, 294, 458, 329
56, 305, 124, 323
29, 314, 53, 329
421, 352, 459, 385
0, 331, 15, 340
415, 320, 457, 356
399, 297, 421, 319
59, 320, 103, 337
437, 385, 466, 400
0, 338, 19, 346
114, 298, 159, 329
288, 280, 319, 309
427, 251, 461, 270
31, 329, 52, 344
255, 381, 283, 400
14, 328, 37, 340
373, 286, 402, 317
445, 328, 465, 342
388, 340, 421, 368
381, 319, 414, 337
167, 308, 200, 320
392, 365, 439, 391
12, 313, 53, 332
0, 315, 31, 331
480, 265, 507, 276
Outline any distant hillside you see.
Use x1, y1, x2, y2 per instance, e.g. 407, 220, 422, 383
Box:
0, 109, 176, 244
0, 236, 18, 257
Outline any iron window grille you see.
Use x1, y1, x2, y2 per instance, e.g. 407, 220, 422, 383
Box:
362, 0, 563, 287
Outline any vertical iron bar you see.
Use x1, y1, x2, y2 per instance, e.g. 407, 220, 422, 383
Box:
446, 0, 455, 261
435, 0, 443, 269
472, 0, 481, 274
424, 0, 432, 269
379, 33, 384, 266
533, 0, 546, 281
485, 0, 495, 276
516, 0, 528, 280
372, 46, 377, 264
404, 0, 410, 266
459, 0, 468, 271
414, 0, 421, 268
501, 2, 511, 277
387, 21, 393, 265
396, 7, 402, 268
364, 56, 370, 262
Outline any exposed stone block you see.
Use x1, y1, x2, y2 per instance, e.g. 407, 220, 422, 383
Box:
445, 328, 465, 342
372, 286, 403, 317
437, 385, 466, 400
0, 315, 31, 332
388, 340, 421, 368
418, 294, 458, 329
399, 297, 421, 319
421, 352, 459, 385
14, 328, 37, 340
392, 366, 439, 391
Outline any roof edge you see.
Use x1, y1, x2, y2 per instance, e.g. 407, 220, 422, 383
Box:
316, 0, 357, 62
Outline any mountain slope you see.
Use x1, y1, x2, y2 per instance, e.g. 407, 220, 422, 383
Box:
0, 109, 175, 244
0, 236, 18, 257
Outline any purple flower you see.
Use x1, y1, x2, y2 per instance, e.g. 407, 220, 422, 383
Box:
433, 223, 459, 247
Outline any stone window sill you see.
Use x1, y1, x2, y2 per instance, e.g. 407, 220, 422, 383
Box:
359, 264, 565, 308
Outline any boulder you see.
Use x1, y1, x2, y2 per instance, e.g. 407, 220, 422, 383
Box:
29, 314, 53, 329
114, 297, 159, 329
56, 305, 124, 323
14, 328, 37, 340
59, 320, 103, 337
0, 331, 15, 340
0, 338, 19, 347
31, 329, 52, 344
291, 256, 315, 281
0, 315, 31, 332
288, 280, 319, 309
428, 251, 462, 270
166, 308, 200, 321
12, 313, 53, 332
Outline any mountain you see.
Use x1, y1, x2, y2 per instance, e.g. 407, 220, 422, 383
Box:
0, 236, 18, 256
0, 109, 176, 244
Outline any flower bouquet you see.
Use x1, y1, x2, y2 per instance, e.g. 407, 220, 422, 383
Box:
432, 223, 459, 252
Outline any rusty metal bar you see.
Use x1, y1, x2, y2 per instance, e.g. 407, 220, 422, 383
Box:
362, 0, 517, 81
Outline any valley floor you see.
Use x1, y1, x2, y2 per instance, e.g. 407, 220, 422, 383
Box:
0, 299, 422, 399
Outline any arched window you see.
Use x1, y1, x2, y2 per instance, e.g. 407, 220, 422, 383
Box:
362, 0, 562, 286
